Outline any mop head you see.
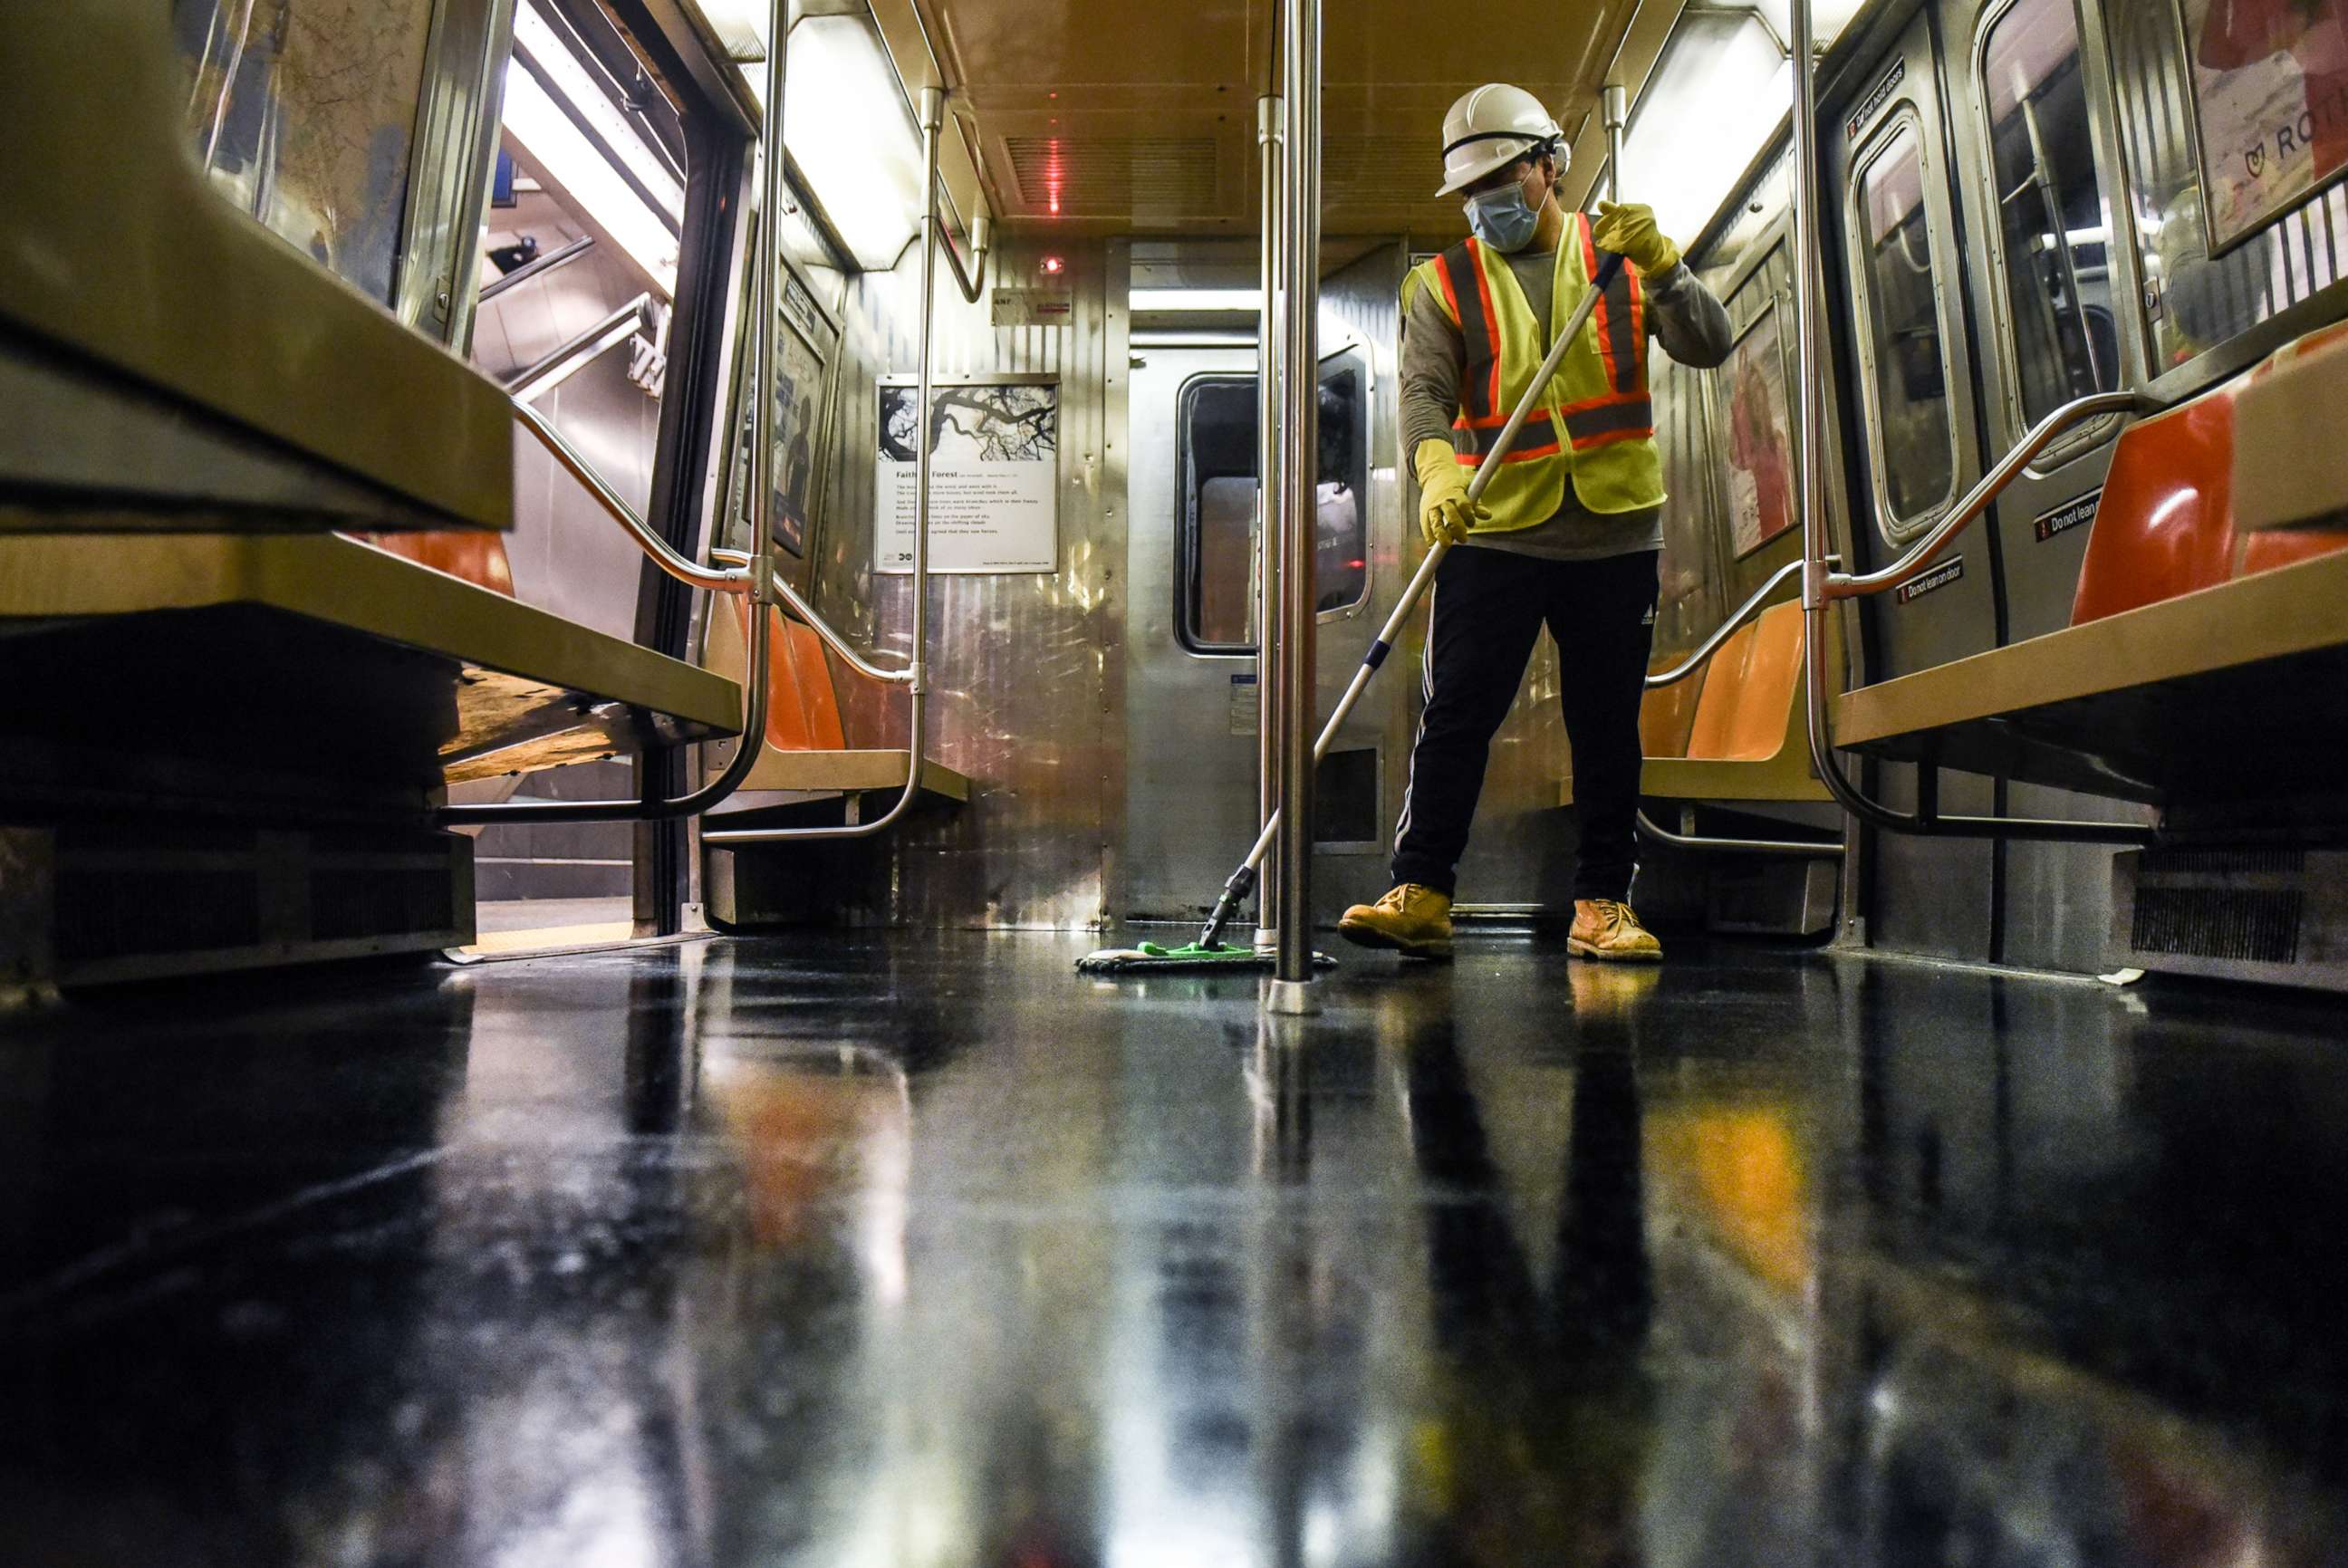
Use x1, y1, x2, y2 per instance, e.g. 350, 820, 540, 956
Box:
1075, 941, 1337, 976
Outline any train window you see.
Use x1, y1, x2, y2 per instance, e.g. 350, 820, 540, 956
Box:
1978, 0, 2122, 432
172, 0, 440, 304
1851, 119, 1958, 535
2109, 0, 2348, 375
1176, 366, 1369, 654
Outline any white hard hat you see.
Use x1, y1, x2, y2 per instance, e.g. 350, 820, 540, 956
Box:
1435, 83, 1566, 197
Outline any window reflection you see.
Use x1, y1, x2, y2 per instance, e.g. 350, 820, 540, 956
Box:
1981, 0, 2121, 428
1854, 121, 1958, 532
1177, 369, 1368, 653
172, 0, 439, 304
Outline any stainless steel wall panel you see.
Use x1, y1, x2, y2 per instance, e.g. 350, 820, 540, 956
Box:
787, 239, 1125, 929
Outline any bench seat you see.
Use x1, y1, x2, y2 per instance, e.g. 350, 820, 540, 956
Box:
698, 600, 972, 814
1566, 599, 1833, 807
1832, 544, 2348, 804
0, 533, 740, 814
1835, 321, 2348, 805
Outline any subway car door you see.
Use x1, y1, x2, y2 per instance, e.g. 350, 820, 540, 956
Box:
1122, 318, 1385, 923
1831, 11, 1997, 681
1941, 0, 2141, 644
1831, 8, 2006, 959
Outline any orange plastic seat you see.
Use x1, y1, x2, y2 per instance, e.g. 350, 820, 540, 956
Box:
1686, 601, 1804, 763
350, 529, 515, 596
731, 601, 850, 754
2070, 384, 2239, 625
1639, 666, 1705, 759
2074, 322, 2348, 627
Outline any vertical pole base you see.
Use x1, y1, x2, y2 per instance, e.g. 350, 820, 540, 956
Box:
1264, 977, 1322, 1016
1253, 926, 1279, 953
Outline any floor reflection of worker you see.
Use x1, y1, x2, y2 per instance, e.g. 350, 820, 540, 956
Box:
1339, 84, 1732, 968
1391, 966, 1659, 1563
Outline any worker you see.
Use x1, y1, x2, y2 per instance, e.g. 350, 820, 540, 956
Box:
1338, 84, 1731, 964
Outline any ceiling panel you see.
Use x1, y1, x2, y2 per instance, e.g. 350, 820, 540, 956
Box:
914, 0, 1668, 237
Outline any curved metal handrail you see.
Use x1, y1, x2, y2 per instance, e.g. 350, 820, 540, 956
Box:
514, 401, 753, 597
1815, 389, 2151, 604
438, 553, 775, 824
1635, 807, 1841, 857
1646, 557, 1815, 688
709, 549, 915, 687
700, 71, 954, 847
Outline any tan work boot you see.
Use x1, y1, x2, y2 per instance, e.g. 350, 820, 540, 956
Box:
1569, 899, 1663, 963
1338, 883, 1454, 960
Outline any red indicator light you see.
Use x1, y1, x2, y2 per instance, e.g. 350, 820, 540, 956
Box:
1041, 255, 1066, 274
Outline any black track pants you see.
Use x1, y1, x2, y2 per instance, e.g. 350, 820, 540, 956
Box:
1391, 544, 1659, 902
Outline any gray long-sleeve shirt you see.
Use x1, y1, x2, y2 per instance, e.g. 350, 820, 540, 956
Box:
1403, 244, 1733, 561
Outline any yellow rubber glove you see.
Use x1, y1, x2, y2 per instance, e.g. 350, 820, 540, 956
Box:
1414, 437, 1487, 547
1593, 200, 1681, 275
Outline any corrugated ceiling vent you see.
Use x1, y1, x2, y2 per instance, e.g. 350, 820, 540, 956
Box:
1324, 138, 1428, 203
1006, 138, 1217, 216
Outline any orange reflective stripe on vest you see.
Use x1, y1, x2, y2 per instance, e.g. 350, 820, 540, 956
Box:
1577, 211, 1647, 395
1403, 216, 1668, 523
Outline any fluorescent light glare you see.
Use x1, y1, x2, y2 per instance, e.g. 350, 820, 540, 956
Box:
513, 5, 683, 221
1619, 13, 1792, 245
503, 63, 679, 293
1130, 288, 1261, 313
784, 14, 924, 270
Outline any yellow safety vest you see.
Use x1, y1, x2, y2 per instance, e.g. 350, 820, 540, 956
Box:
1402, 211, 1666, 530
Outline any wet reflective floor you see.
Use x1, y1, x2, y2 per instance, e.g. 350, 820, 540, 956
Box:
5, 933, 2348, 1566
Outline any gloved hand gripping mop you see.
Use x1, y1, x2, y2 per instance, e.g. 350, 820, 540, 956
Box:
1078, 252, 1628, 976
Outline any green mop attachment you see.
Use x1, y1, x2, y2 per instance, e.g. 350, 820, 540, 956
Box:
1075, 939, 1336, 976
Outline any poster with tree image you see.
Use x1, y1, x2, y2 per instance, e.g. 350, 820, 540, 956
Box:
2181, 0, 2348, 248
875, 381, 1059, 573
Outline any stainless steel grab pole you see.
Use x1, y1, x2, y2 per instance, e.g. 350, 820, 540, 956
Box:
938, 212, 994, 304
1821, 390, 2143, 600
1788, 0, 2155, 847
1602, 82, 1628, 203
708, 548, 913, 686
1643, 558, 1807, 688
1267, 0, 1322, 1009
1635, 807, 1840, 857
1255, 91, 1285, 954
702, 81, 952, 846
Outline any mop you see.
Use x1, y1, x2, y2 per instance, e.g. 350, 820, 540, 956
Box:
1079, 251, 1626, 976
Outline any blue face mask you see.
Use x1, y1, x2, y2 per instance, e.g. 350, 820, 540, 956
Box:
1464, 181, 1542, 252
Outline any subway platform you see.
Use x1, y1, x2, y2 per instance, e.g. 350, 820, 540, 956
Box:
3, 933, 2345, 1565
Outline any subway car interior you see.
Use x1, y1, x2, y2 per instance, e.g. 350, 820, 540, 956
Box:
10, 0, 2348, 1560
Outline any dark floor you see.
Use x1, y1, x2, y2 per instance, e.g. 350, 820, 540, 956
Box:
3, 933, 2347, 1566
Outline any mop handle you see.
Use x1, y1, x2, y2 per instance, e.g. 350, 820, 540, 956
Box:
1236, 250, 1626, 881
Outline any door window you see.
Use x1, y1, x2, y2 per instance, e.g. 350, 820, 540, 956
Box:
1852, 119, 1958, 535
1978, 0, 2122, 430
1176, 365, 1369, 653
